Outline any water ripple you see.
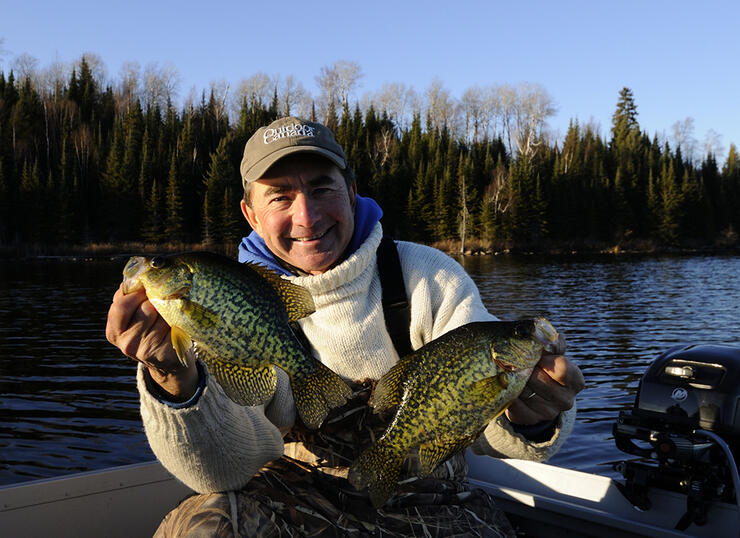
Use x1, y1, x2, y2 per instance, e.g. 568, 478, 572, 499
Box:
1, 255, 739, 485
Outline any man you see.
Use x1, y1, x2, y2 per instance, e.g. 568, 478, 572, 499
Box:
106, 116, 584, 536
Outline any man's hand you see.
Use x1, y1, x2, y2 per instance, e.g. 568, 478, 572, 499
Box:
505, 335, 585, 426
105, 285, 199, 401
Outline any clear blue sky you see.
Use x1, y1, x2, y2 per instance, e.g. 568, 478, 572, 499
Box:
2, 0, 739, 161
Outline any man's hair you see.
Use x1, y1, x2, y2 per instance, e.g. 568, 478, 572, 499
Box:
242, 157, 356, 208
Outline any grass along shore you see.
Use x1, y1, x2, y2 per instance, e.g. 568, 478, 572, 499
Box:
1, 231, 738, 262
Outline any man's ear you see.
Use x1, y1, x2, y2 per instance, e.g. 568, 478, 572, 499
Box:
240, 199, 261, 234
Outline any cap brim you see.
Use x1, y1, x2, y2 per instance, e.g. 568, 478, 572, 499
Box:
243, 146, 346, 183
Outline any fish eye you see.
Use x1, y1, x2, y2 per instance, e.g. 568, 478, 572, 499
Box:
150, 257, 167, 269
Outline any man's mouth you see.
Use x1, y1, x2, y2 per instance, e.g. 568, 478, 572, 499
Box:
291, 228, 330, 242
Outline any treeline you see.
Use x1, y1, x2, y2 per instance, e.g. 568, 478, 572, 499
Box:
1, 58, 739, 252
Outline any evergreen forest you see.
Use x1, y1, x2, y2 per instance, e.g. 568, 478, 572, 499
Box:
1, 56, 739, 254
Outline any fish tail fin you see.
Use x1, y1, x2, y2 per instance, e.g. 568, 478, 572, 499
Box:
290, 360, 352, 429
348, 441, 406, 508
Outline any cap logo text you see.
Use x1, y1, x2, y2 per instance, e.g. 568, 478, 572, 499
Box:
263, 123, 316, 144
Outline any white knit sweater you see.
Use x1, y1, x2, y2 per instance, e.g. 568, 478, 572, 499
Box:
138, 223, 575, 493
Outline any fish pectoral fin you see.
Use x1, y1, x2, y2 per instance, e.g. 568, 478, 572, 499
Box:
371, 359, 409, 414
464, 374, 509, 407
206, 357, 278, 406
179, 299, 219, 329
418, 435, 477, 476
245, 262, 316, 322
170, 326, 192, 367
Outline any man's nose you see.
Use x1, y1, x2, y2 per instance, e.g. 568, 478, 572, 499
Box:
292, 194, 320, 226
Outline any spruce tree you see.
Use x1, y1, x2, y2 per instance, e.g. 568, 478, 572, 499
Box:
658, 159, 680, 244
202, 136, 235, 244
165, 153, 186, 243
142, 179, 163, 243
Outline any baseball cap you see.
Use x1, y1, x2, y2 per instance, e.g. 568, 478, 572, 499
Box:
240, 117, 347, 187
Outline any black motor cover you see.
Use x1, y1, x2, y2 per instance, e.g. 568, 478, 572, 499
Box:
633, 344, 740, 443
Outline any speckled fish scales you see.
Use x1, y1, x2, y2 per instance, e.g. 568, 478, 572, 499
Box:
121, 251, 351, 429
348, 318, 559, 507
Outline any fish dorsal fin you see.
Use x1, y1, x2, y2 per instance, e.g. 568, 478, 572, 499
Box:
170, 325, 192, 367
371, 359, 409, 414
245, 262, 315, 322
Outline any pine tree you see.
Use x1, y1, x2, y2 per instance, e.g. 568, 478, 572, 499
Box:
658, 159, 681, 244
325, 100, 338, 133
19, 159, 41, 242
142, 178, 164, 243
221, 186, 243, 246
165, 153, 186, 242
721, 144, 740, 236
457, 152, 471, 252
202, 135, 235, 244
610, 87, 639, 146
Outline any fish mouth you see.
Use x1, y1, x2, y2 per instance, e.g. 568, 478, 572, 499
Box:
534, 318, 560, 353
121, 256, 149, 295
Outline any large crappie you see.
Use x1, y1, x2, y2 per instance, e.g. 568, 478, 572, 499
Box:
121, 252, 351, 429
348, 318, 560, 507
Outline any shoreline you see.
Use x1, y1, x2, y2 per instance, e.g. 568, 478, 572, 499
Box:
1, 239, 738, 262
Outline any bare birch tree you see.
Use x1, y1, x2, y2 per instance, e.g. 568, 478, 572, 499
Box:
142, 62, 180, 110
12, 53, 39, 82
496, 83, 518, 155
0, 38, 8, 69
316, 60, 363, 119
277, 74, 312, 117
117, 61, 141, 111
459, 85, 484, 142
37, 59, 68, 98
513, 82, 556, 158
704, 129, 724, 160
371, 82, 418, 131
424, 77, 457, 134
232, 72, 273, 116
481, 85, 502, 140
671, 117, 698, 160
209, 79, 230, 124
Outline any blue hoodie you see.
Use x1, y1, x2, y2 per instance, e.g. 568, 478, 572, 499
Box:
238, 195, 383, 275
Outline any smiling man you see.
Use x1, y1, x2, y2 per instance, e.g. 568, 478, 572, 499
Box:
107, 116, 584, 536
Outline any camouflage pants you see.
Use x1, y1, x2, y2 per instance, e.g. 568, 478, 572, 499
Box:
154, 381, 515, 537
154, 457, 513, 537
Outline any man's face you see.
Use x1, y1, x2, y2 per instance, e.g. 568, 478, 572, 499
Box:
241, 155, 356, 275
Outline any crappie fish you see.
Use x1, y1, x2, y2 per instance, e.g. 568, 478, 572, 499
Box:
121, 252, 351, 429
348, 318, 560, 507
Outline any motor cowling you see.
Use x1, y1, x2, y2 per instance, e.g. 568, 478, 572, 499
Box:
613, 344, 740, 530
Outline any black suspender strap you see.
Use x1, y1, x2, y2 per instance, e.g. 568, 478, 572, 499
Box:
377, 235, 413, 357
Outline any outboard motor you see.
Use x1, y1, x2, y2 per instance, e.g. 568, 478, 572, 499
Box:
613, 344, 740, 531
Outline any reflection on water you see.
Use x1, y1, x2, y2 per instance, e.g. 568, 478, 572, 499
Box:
0, 254, 739, 485
0, 258, 152, 485
460, 253, 740, 476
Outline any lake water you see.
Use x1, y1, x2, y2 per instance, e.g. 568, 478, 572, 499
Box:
1, 253, 739, 486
